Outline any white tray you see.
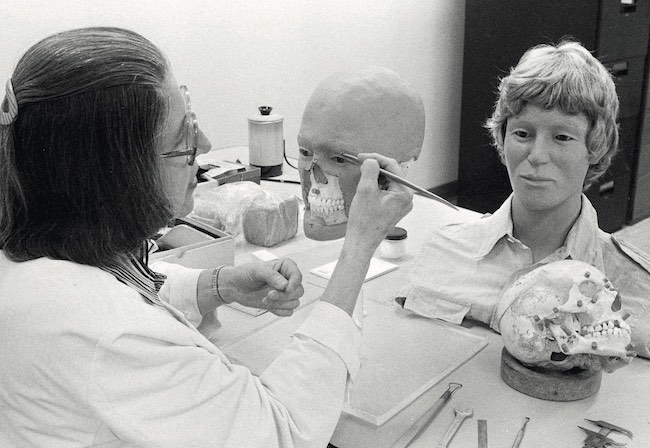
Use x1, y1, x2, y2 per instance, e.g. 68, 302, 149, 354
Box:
222, 296, 487, 426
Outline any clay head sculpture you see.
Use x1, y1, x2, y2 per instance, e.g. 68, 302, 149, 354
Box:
297, 66, 425, 240
496, 260, 635, 373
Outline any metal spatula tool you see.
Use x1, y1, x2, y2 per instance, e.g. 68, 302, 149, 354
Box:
391, 382, 462, 448
339, 153, 458, 211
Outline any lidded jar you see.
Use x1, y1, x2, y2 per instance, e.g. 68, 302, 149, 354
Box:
377, 226, 408, 259
248, 106, 284, 178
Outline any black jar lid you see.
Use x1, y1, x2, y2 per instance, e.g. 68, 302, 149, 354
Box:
385, 226, 407, 241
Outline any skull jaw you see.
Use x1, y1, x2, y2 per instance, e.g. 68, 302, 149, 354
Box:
501, 311, 633, 373
302, 168, 352, 241
499, 271, 634, 373
303, 210, 348, 240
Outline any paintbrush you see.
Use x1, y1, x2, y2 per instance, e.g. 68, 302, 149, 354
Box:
339, 153, 458, 211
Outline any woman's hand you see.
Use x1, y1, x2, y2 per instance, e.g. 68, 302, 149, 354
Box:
319, 153, 413, 316
217, 259, 304, 317
344, 153, 414, 254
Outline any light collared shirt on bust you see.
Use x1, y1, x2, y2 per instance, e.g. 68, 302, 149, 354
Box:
0, 255, 361, 448
400, 194, 650, 359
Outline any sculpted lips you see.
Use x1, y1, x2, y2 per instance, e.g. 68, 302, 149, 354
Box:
520, 173, 551, 182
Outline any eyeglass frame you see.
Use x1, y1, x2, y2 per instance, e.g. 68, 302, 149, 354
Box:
160, 85, 199, 166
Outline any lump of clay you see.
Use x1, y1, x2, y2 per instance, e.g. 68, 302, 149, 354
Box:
495, 259, 635, 373
241, 192, 299, 247
192, 181, 299, 247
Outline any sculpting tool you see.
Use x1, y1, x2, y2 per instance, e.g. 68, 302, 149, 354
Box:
510, 417, 529, 448
392, 382, 462, 448
477, 419, 488, 448
579, 419, 633, 448
436, 406, 473, 448
339, 153, 459, 210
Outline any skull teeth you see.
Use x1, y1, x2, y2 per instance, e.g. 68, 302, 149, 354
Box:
308, 194, 345, 214
580, 320, 629, 338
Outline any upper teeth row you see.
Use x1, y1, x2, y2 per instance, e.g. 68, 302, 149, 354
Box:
308, 195, 344, 207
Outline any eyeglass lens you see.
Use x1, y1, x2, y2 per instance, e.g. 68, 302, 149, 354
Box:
185, 113, 198, 165
182, 86, 198, 166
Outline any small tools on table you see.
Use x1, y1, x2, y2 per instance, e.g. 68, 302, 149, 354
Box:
579, 419, 633, 448
392, 396, 634, 448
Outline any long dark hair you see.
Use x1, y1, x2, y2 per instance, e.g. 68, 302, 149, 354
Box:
0, 27, 174, 265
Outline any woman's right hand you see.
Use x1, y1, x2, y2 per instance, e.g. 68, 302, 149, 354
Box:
319, 153, 413, 316
344, 153, 413, 254
217, 259, 304, 316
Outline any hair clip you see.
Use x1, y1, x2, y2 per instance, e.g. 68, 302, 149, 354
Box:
0, 79, 18, 125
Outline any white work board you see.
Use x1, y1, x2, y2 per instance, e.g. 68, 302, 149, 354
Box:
222, 293, 487, 426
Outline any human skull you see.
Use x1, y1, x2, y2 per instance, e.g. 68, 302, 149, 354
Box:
496, 260, 635, 373
297, 66, 425, 240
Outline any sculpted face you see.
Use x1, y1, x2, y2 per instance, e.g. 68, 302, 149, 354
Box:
297, 67, 425, 240
497, 260, 635, 373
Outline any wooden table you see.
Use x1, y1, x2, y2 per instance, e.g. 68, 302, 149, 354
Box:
202, 149, 650, 448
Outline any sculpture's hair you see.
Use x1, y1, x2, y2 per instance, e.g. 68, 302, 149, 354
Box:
0, 27, 173, 265
485, 39, 619, 189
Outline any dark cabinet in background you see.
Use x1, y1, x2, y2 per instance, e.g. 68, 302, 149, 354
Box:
631, 40, 650, 222
457, 0, 650, 232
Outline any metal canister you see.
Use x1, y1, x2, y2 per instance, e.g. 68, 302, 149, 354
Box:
248, 106, 284, 178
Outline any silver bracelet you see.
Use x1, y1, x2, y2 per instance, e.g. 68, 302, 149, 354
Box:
211, 265, 228, 304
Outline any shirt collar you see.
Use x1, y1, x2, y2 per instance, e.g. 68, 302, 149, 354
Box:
473, 195, 515, 258
562, 195, 605, 269
473, 194, 605, 268
100, 255, 167, 305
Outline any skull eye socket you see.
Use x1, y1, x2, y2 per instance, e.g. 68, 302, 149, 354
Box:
299, 147, 313, 158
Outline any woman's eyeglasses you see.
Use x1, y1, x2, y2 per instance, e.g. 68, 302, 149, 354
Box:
160, 85, 198, 166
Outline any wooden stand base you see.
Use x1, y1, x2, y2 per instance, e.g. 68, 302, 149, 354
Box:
500, 348, 602, 401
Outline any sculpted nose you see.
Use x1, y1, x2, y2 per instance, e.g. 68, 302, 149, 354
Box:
527, 137, 549, 164
303, 158, 314, 171
312, 163, 329, 185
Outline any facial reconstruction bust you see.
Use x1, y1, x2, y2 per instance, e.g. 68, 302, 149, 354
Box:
496, 260, 635, 373
297, 66, 425, 240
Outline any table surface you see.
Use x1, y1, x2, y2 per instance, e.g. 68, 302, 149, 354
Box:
203, 148, 650, 448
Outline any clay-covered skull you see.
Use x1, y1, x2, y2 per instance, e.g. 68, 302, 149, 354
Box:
297, 66, 425, 240
496, 260, 635, 373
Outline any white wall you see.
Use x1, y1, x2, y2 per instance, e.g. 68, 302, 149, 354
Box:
0, 0, 465, 190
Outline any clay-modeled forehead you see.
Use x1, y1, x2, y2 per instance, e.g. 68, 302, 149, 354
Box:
298, 67, 425, 161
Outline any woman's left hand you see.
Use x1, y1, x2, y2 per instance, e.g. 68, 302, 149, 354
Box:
217, 259, 304, 316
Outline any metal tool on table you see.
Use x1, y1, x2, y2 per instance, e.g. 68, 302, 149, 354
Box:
579, 419, 633, 448
510, 417, 529, 448
436, 406, 473, 448
477, 419, 488, 448
391, 382, 462, 448
339, 153, 459, 210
